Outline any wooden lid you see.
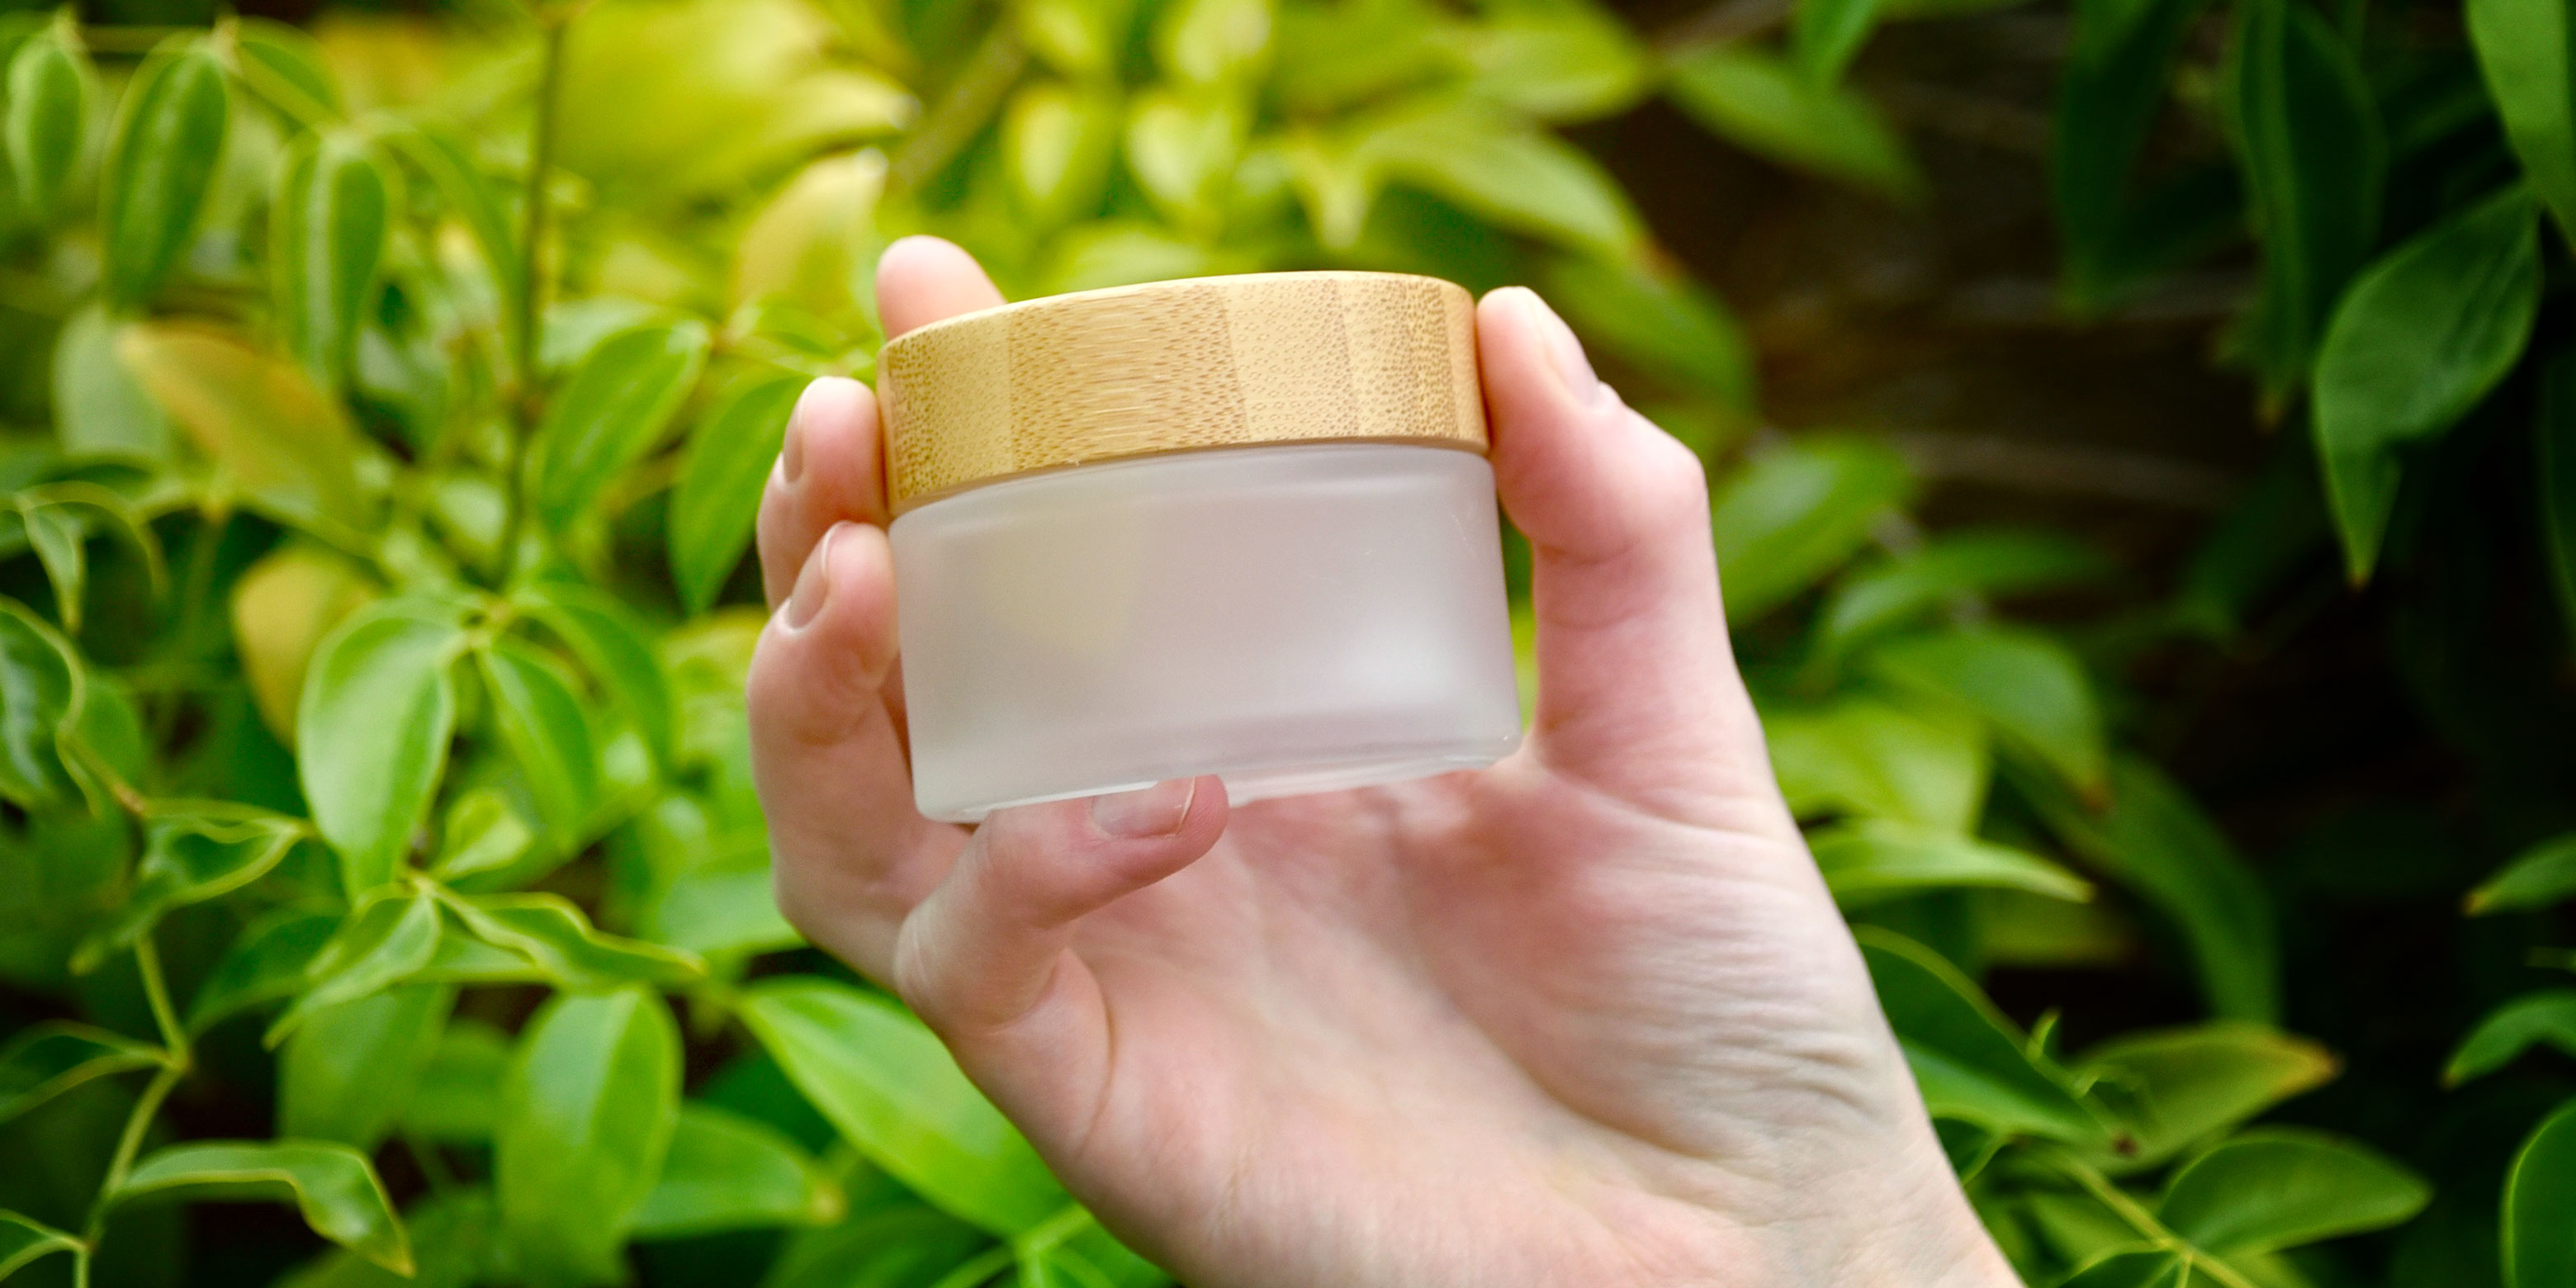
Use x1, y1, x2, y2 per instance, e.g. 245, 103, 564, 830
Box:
877, 271, 1487, 511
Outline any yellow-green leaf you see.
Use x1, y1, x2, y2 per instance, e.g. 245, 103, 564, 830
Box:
2504, 1100, 2576, 1288
114, 1141, 411, 1274
2468, 0, 2576, 247
2448, 991, 2576, 1086
297, 601, 466, 894
670, 372, 803, 614
2469, 831, 2576, 914
0, 1211, 82, 1282
497, 987, 680, 1287
5, 28, 92, 224
533, 322, 708, 532
630, 1102, 845, 1238
2157, 1129, 2429, 1255
53, 305, 175, 462
98, 40, 229, 308
120, 322, 373, 537
271, 132, 391, 390
0, 1021, 163, 1126
230, 544, 376, 745
281, 984, 453, 1149
1811, 820, 2091, 906
1664, 45, 1921, 202
1005, 80, 1120, 229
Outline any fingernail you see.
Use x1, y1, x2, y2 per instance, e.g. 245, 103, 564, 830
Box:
1520, 289, 1607, 409
785, 522, 850, 630
1091, 779, 1196, 839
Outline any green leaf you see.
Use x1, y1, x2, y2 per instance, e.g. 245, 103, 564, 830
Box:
2313, 186, 2540, 581
631, 1102, 845, 1238
0, 1211, 81, 1282
281, 984, 454, 1149
516, 582, 675, 765
1352, 97, 1645, 259
187, 907, 340, 1033
2224, 0, 2383, 401
439, 891, 704, 991
114, 1141, 411, 1274
271, 133, 391, 390
275, 1189, 496, 1288
120, 322, 373, 537
1002, 80, 1120, 229
401, 1018, 511, 1141
1123, 86, 1242, 231
72, 805, 306, 972
670, 372, 803, 614
2504, 1099, 2576, 1288
1856, 927, 2112, 1144
2546, 349, 2576, 644
0, 598, 79, 808
1768, 695, 1989, 831
1794, 0, 1882, 84
1537, 254, 1754, 410
2060, 1249, 2190, 1288
5, 29, 92, 225
384, 126, 523, 365
761, 1203, 992, 1288
2469, 832, 2576, 914
2025, 757, 2280, 1023
737, 978, 1068, 1234
497, 987, 681, 1287
475, 639, 600, 845
97, 40, 229, 309
2157, 1129, 2430, 1255
2078, 1023, 2337, 1168
1153, 0, 1272, 86
268, 888, 444, 1044
1818, 530, 2109, 656
17, 502, 82, 633
1020, 0, 1139, 79
1663, 45, 1922, 201
298, 601, 466, 894
1811, 821, 2092, 906
429, 789, 535, 882
1865, 626, 2107, 794
533, 322, 710, 533
2053, 0, 2217, 308
0, 1021, 163, 1126
2447, 992, 2576, 1085
234, 18, 341, 126
52, 304, 175, 462
640, 865, 803, 957
1711, 437, 1914, 622
2468, 0, 2576, 247
1451, 4, 1649, 122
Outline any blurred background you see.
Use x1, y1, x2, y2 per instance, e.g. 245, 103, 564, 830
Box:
1, 0, 2573, 1286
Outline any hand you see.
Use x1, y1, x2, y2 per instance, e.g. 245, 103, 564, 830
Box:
748, 237, 2017, 1288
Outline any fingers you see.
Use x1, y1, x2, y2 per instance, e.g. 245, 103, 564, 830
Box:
759, 377, 885, 608
749, 522, 964, 978
1478, 287, 1778, 817
893, 778, 1228, 1134
877, 235, 1006, 338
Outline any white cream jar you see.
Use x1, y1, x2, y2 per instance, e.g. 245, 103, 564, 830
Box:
878, 272, 1521, 822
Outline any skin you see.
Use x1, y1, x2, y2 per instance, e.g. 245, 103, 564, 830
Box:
748, 236, 2022, 1288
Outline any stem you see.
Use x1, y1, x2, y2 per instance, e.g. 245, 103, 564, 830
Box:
133, 937, 189, 1064
88, 1063, 183, 1242
498, 7, 575, 586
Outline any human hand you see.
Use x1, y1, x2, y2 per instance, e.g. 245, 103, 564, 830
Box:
748, 237, 2018, 1288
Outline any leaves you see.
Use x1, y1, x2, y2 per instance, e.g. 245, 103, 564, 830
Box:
475, 639, 601, 845
496, 987, 681, 1287
1811, 821, 2092, 906
269, 888, 443, 1042
5, 27, 90, 225
1857, 927, 2112, 1144
1537, 254, 1754, 411
72, 804, 309, 971
0, 1022, 163, 1126
2504, 1100, 2576, 1288
98, 40, 229, 309
1865, 627, 2107, 794
0, 599, 80, 808
438, 892, 704, 992
670, 372, 803, 613
1818, 531, 2108, 656
120, 322, 373, 537
230, 544, 376, 745
737, 978, 1068, 1234
186, 908, 340, 1032
1710, 438, 1914, 622
1350, 97, 1645, 260
2157, 1129, 2430, 1255
532, 323, 710, 533
0, 1210, 78, 1281
1663, 45, 1921, 201
517, 581, 675, 766
629, 1103, 845, 1238
297, 602, 465, 894
2053, 0, 2218, 307
2467, 0, 2576, 246
2469, 832, 2576, 914
2224, 0, 2383, 400
2078, 1023, 2337, 1167
1768, 695, 1989, 832
1794, 0, 1882, 86
2313, 186, 2540, 581
2447, 992, 2576, 1085
280, 984, 453, 1149
1004, 80, 1120, 228
52, 304, 174, 462
271, 133, 391, 389
113, 1141, 411, 1273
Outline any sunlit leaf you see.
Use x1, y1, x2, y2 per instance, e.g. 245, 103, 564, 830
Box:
5, 27, 92, 225
297, 600, 466, 894
1664, 45, 1921, 201
516, 581, 675, 766
1811, 821, 2091, 906
738, 978, 1068, 1234
1767, 695, 1988, 832
631, 1102, 845, 1238
1451, 3, 1648, 122
671, 372, 803, 614
533, 322, 709, 533
639, 865, 801, 957
1154, 0, 1272, 86
400, 1018, 510, 1142
2504, 1100, 2576, 1288
384, 125, 523, 363
52, 305, 175, 462
2314, 185, 2540, 581
2467, 0, 2576, 247
2157, 1129, 2429, 1255
497, 987, 680, 1287
1856, 928, 2113, 1144
1002, 80, 1120, 229
1123, 86, 1241, 231
0, 1021, 163, 1126
1866, 626, 2106, 794
439, 891, 704, 992
280, 984, 453, 1149
2468, 831, 2576, 914
2078, 1022, 2337, 1167
732, 149, 884, 331
1537, 254, 1754, 412
1020, 0, 1139, 79
234, 17, 342, 126
474, 638, 600, 845
230, 544, 376, 746
429, 789, 535, 882
271, 132, 391, 390
1712, 438, 1914, 622
98, 39, 228, 306
1352, 97, 1645, 258
114, 1141, 411, 1273
1819, 530, 2108, 656
73, 804, 309, 972
121, 322, 375, 537
268, 888, 443, 1044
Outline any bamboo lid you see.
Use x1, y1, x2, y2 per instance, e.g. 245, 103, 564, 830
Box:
876, 271, 1488, 512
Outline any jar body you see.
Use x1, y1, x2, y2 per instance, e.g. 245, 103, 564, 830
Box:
888, 441, 1522, 822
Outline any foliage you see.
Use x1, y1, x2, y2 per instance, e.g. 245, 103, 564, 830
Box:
0, 1, 2565, 1287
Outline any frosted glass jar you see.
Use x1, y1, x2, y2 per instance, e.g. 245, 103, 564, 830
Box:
878, 272, 1522, 822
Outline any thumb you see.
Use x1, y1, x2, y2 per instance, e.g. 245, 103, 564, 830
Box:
892, 777, 1229, 1131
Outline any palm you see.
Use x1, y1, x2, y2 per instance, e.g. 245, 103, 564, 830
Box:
749, 239, 2003, 1287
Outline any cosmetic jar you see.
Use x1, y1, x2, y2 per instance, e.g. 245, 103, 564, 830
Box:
876, 272, 1522, 823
